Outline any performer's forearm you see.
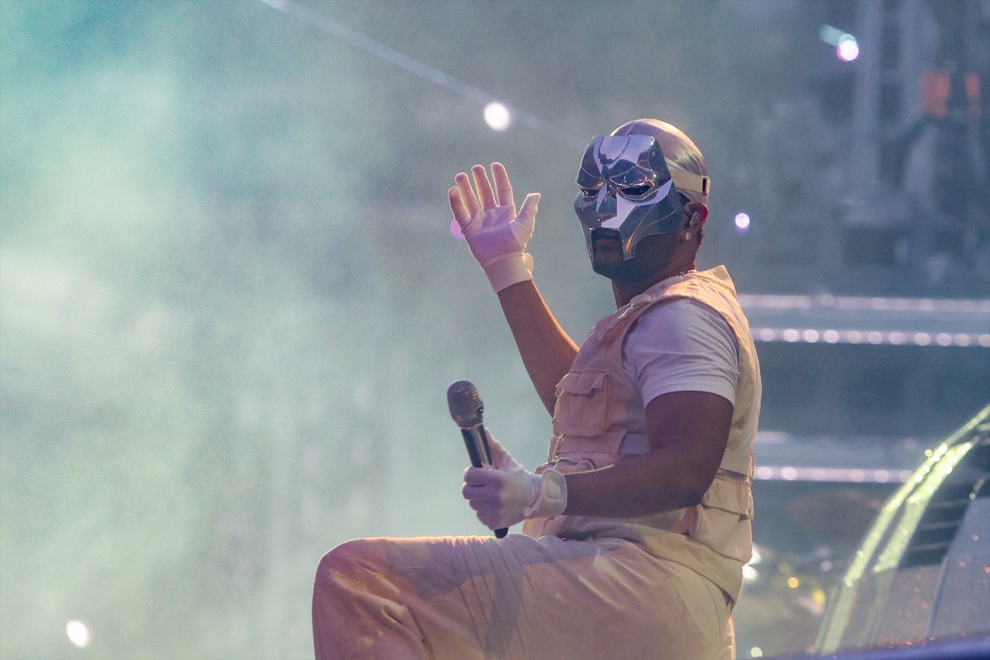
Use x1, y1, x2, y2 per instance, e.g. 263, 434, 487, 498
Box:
562, 448, 712, 518
497, 280, 579, 415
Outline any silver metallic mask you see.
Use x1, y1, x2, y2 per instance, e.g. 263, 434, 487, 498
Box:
574, 135, 704, 261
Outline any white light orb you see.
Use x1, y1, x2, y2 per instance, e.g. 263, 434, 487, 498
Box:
837, 37, 859, 62
734, 212, 751, 232
483, 102, 511, 131
66, 620, 91, 648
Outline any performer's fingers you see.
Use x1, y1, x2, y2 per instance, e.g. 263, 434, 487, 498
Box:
455, 172, 481, 218
462, 483, 480, 500
472, 164, 497, 210
491, 162, 515, 209
464, 467, 500, 487
517, 192, 541, 221
449, 187, 470, 227
486, 435, 510, 469
462, 483, 496, 503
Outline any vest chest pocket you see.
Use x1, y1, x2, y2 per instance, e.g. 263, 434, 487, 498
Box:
553, 369, 611, 437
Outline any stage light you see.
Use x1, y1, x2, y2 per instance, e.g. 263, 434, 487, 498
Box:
837, 37, 859, 62
742, 565, 759, 582
820, 24, 859, 62
483, 102, 511, 131
66, 620, 91, 648
751, 647, 764, 658
734, 212, 751, 234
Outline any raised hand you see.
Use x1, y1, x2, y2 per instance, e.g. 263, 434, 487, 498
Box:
448, 163, 540, 293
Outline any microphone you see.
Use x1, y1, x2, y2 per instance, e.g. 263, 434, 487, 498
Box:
446, 380, 508, 539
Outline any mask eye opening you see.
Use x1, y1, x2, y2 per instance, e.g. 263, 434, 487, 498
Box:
620, 183, 653, 198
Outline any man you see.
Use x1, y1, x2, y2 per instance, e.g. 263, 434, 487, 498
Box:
313, 119, 761, 660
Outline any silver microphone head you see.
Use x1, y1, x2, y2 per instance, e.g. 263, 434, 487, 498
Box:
447, 380, 484, 428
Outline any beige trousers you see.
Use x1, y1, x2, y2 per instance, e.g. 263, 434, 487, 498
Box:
312, 532, 735, 660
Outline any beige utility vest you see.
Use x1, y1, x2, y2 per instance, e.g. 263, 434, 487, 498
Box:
522, 266, 762, 602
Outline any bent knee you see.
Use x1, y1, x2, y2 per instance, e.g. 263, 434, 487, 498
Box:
315, 539, 385, 585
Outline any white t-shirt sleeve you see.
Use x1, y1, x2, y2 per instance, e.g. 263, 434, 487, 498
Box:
623, 298, 739, 406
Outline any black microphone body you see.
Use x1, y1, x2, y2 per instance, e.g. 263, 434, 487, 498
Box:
446, 380, 508, 539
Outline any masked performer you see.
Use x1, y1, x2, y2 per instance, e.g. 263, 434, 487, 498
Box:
313, 119, 761, 660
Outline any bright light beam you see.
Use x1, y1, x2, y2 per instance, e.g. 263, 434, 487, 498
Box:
258, 0, 585, 149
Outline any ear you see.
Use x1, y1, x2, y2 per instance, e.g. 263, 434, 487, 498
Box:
683, 201, 709, 226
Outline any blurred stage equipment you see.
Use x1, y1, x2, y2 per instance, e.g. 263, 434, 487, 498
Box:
813, 404, 990, 654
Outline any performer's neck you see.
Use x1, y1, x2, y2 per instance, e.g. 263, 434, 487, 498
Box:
611, 259, 697, 308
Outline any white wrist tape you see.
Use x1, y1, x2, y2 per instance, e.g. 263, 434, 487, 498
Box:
484, 253, 534, 294
524, 467, 567, 519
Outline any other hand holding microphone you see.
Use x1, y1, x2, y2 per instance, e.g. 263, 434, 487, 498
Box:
461, 434, 567, 532
448, 163, 540, 293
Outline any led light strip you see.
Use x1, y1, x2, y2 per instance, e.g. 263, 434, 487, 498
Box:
739, 294, 990, 313
752, 328, 990, 346
753, 466, 913, 483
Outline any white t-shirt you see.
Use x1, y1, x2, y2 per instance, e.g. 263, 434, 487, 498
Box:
618, 298, 738, 449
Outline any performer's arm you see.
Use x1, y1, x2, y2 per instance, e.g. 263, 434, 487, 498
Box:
496, 281, 577, 415
563, 391, 732, 517
462, 390, 731, 529
449, 163, 578, 414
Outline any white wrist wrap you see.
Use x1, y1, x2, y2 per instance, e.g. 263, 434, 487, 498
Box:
524, 467, 567, 519
484, 253, 534, 293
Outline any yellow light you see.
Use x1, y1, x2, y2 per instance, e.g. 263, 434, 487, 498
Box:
787, 576, 800, 588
